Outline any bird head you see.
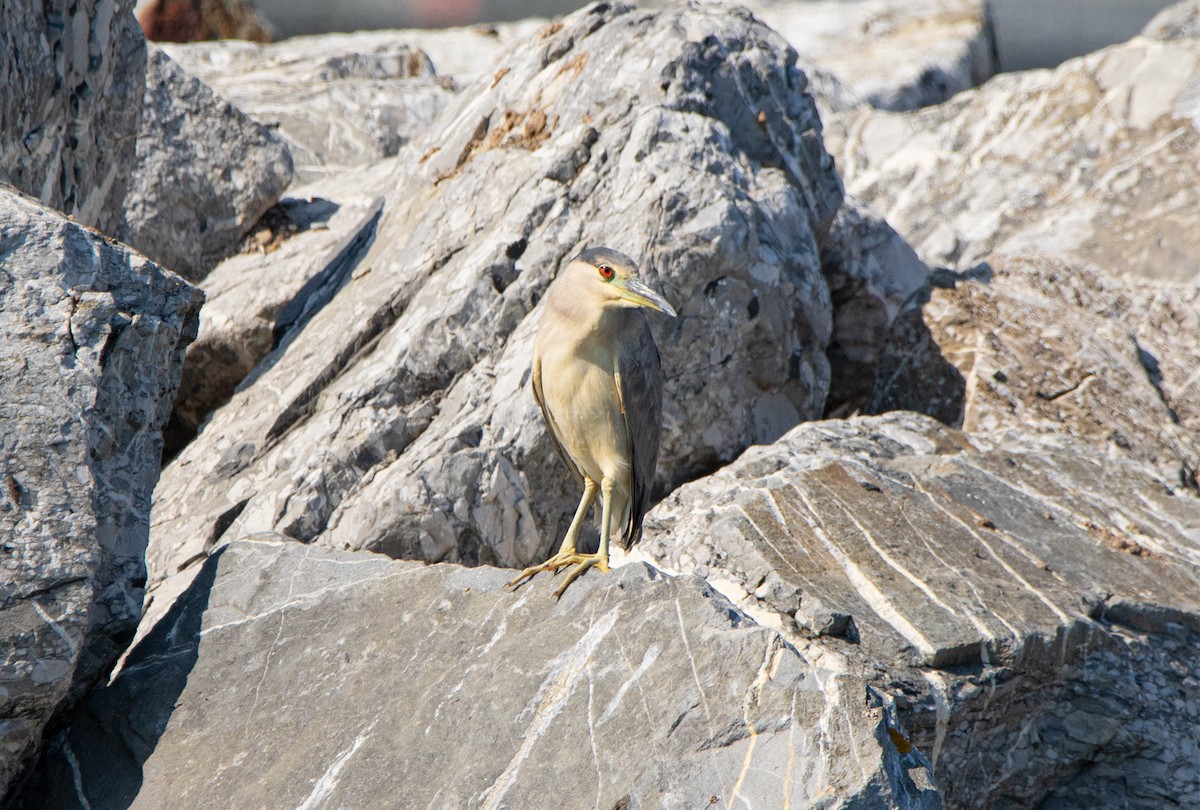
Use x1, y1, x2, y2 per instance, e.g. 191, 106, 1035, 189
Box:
565, 247, 677, 317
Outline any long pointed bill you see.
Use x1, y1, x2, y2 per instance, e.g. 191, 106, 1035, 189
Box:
619, 278, 677, 317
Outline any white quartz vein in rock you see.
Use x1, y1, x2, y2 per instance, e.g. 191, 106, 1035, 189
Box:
295, 719, 378, 810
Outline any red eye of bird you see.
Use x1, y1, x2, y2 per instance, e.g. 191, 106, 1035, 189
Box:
598, 264, 615, 280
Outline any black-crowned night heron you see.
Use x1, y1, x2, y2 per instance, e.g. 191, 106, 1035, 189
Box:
509, 247, 676, 599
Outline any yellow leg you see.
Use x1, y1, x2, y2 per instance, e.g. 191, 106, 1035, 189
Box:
550, 478, 614, 600
507, 478, 599, 589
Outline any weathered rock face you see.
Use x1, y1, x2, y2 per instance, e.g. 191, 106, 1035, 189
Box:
166, 162, 389, 456
819, 197, 929, 416
747, 0, 998, 110
826, 36, 1200, 281
1143, 0, 1200, 40
866, 254, 1200, 489
0, 0, 146, 235
145, 2, 843, 626
17, 538, 939, 809
117, 46, 294, 282
163, 37, 457, 183
636, 411, 1200, 808
0, 191, 203, 797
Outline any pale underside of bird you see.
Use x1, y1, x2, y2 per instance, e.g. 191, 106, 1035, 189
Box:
509, 247, 676, 599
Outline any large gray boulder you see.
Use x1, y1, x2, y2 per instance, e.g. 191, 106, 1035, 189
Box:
866, 254, 1200, 489
826, 36, 1200, 281
144, 2, 843, 627
635, 411, 1200, 808
17, 538, 939, 809
0, 0, 146, 235
747, 0, 998, 110
118, 46, 294, 282
162, 37, 457, 184
0, 190, 203, 797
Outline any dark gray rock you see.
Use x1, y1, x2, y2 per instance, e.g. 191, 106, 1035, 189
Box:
636, 411, 1200, 808
0, 0, 146, 234
0, 190, 203, 797
162, 37, 457, 184
144, 2, 844, 628
118, 46, 294, 282
18, 538, 939, 809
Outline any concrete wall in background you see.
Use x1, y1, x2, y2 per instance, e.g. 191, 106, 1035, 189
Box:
249, 0, 1182, 73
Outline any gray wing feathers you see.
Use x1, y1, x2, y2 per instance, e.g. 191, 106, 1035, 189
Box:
532, 358, 585, 487
616, 315, 663, 549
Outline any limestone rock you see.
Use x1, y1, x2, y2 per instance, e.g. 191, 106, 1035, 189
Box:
118, 46, 294, 282
748, 0, 998, 110
866, 254, 1200, 489
144, 2, 843, 626
1143, 0, 1200, 40
819, 197, 929, 416
636, 411, 1200, 808
826, 36, 1200, 281
163, 37, 457, 183
0, 190, 203, 797
166, 162, 388, 456
0, 0, 146, 235
17, 538, 939, 809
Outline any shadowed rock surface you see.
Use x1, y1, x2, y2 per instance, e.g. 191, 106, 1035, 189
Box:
18, 538, 940, 809
636, 411, 1200, 808
819, 197, 929, 416
117, 46, 294, 281
0, 0, 146, 235
143, 2, 843, 630
0, 191, 203, 797
162, 37, 457, 183
866, 254, 1200, 489
826, 36, 1200, 281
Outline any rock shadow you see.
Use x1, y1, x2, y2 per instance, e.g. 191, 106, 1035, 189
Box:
859, 266, 978, 425
8, 549, 225, 809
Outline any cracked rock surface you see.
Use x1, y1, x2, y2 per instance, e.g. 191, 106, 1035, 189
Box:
0, 191, 203, 797
17, 538, 938, 809
637, 411, 1200, 808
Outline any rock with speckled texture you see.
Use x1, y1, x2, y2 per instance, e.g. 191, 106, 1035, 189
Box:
16, 538, 940, 809
0, 0, 146, 235
0, 190, 202, 798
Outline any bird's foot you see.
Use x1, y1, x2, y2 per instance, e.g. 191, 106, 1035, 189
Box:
507, 551, 610, 599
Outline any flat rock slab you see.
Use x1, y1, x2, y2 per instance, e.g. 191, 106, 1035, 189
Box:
0, 190, 203, 796
827, 35, 1200, 282
145, 2, 844, 631
19, 538, 939, 809
638, 411, 1200, 807
748, 0, 997, 110
118, 46, 294, 281
162, 37, 456, 184
866, 254, 1200, 488
0, 0, 145, 234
